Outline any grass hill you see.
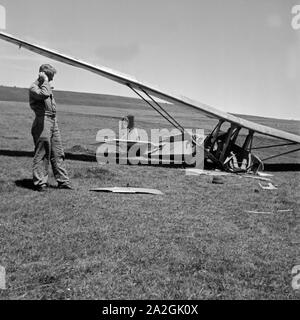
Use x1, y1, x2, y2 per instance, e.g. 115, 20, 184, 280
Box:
0, 85, 296, 122
0, 85, 153, 109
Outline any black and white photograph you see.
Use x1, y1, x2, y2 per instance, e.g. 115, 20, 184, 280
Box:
0, 0, 299, 305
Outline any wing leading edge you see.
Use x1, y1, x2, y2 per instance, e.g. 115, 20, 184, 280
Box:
0, 31, 299, 144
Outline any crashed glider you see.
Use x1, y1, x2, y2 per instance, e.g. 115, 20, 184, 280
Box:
0, 31, 299, 172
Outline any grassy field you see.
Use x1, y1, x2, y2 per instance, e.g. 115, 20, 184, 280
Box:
0, 88, 299, 300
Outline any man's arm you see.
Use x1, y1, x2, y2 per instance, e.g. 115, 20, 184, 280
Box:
29, 72, 52, 100
30, 81, 52, 100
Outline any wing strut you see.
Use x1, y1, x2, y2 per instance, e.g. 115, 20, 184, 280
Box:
261, 147, 300, 162
126, 85, 205, 153
252, 142, 298, 150
127, 84, 185, 132
142, 89, 186, 133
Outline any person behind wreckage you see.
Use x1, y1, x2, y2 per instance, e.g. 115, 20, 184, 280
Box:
29, 64, 73, 191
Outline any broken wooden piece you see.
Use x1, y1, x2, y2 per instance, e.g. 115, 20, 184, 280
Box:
90, 187, 163, 195
258, 182, 277, 190
185, 169, 231, 176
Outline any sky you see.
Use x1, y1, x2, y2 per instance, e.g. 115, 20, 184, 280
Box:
0, 0, 299, 120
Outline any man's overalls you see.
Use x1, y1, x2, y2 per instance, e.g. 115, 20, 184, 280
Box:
29, 79, 70, 187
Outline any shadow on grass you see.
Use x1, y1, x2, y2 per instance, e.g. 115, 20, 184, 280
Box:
0, 149, 96, 162
15, 179, 57, 190
1, 149, 300, 171
15, 179, 35, 190
264, 163, 300, 172
0, 149, 188, 168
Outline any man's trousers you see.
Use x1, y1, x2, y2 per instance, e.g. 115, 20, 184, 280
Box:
31, 115, 70, 187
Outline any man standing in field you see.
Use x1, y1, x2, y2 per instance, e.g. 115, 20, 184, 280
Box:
29, 64, 73, 192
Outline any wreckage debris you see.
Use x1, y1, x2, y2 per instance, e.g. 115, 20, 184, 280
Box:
242, 175, 272, 182
211, 176, 224, 184
245, 210, 273, 215
258, 182, 277, 190
257, 172, 274, 177
90, 187, 163, 195
245, 208, 293, 215
185, 169, 231, 176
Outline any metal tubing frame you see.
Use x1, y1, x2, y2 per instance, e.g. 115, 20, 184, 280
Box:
261, 147, 300, 162
252, 142, 297, 150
